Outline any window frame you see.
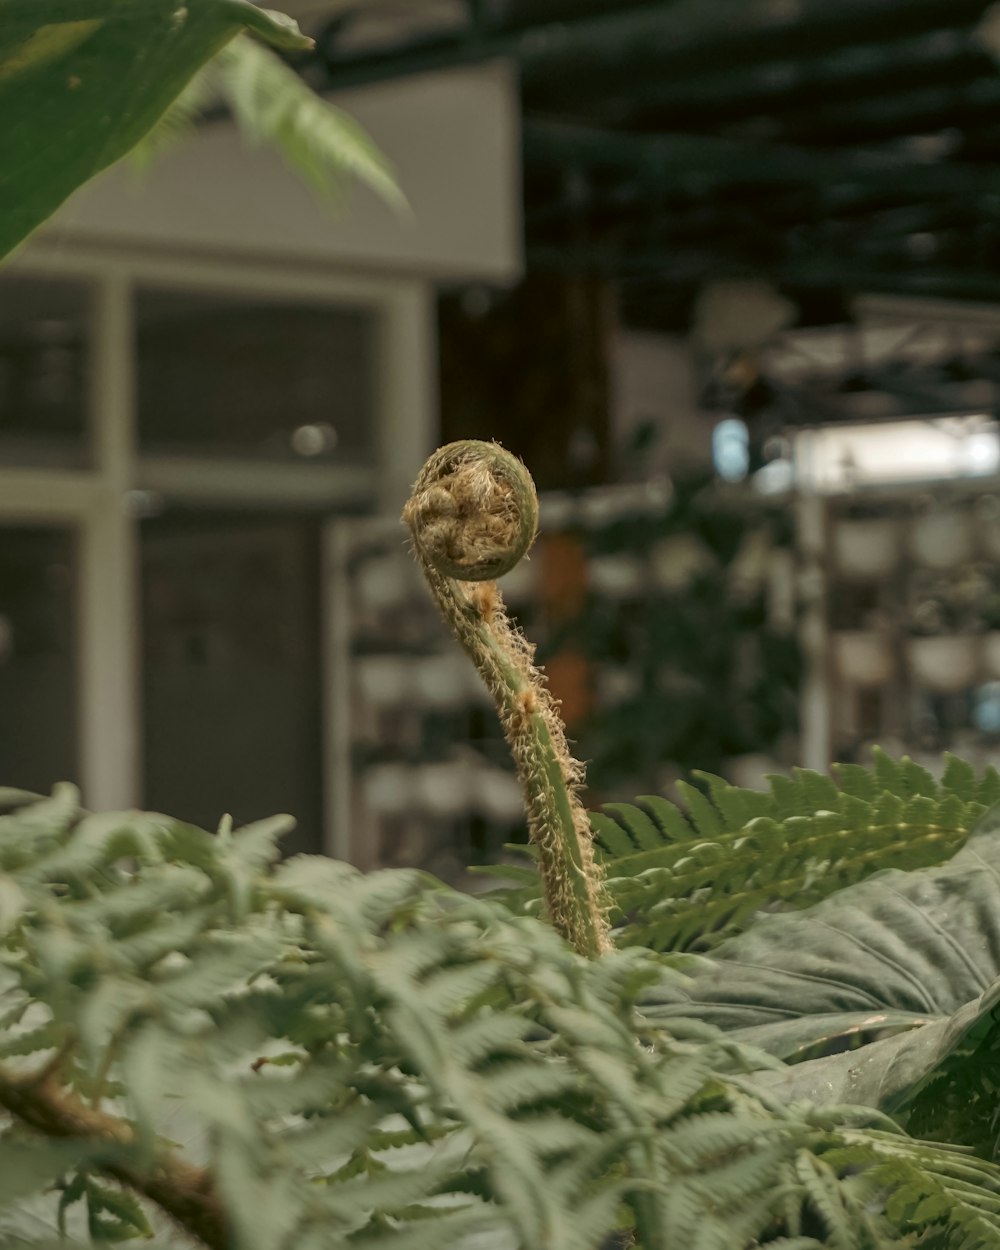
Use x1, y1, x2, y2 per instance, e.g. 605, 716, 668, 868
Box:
0, 242, 436, 820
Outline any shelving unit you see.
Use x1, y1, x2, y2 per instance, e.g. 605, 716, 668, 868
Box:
324, 514, 526, 884
815, 480, 1000, 772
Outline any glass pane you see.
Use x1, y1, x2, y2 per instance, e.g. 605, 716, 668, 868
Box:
0, 275, 92, 468
136, 288, 377, 465
0, 527, 79, 793
141, 515, 323, 855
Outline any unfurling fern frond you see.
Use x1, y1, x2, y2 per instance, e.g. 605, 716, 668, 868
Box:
484, 750, 997, 954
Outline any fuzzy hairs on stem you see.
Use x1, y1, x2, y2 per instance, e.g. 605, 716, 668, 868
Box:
404, 440, 610, 959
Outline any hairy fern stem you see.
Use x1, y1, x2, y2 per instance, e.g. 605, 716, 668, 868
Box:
403, 440, 610, 958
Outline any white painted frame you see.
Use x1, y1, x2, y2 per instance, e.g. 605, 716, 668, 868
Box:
0, 240, 436, 822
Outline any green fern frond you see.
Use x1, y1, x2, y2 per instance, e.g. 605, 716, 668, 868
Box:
612, 755, 995, 952
821, 1128, 1000, 1248
485, 750, 994, 953
3, 789, 1000, 1250
129, 63, 217, 171
128, 31, 407, 212
214, 35, 406, 209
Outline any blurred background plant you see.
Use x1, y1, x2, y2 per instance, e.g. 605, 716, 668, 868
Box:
549, 469, 801, 798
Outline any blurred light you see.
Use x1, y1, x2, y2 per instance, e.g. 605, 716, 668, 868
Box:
643, 476, 673, 509
753, 459, 795, 494
974, 682, 1000, 735
962, 432, 1000, 474
0, 615, 11, 664
712, 417, 750, 482
906, 232, 938, 260
903, 129, 961, 161
460, 286, 494, 318
291, 422, 338, 457
763, 434, 791, 462
124, 489, 165, 519
794, 414, 1000, 491
976, 493, 1000, 521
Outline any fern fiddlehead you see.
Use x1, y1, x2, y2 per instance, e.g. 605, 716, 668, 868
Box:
403, 440, 610, 958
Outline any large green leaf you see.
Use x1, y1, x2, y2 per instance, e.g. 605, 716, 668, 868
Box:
648, 807, 1000, 1051
643, 806, 1000, 1155
746, 978, 1000, 1152
0, 0, 310, 259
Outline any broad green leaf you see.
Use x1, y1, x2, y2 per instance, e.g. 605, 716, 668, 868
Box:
332, 1204, 503, 1250
83, 1178, 154, 1242
155, 930, 282, 1011
214, 1131, 306, 1250
0, 788, 45, 813
749, 978, 1000, 1141
645, 807, 1000, 1154
0, 0, 311, 259
0, 874, 25, 936
0, 784, 79, 869
598, 803, 664, 852
645, 808, 1000, 1058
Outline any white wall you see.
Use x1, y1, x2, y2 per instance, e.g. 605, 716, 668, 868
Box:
39, 62, 522, 283
610, 330, 713, 477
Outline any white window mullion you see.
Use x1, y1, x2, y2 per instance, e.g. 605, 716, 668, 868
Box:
796, 492, 831, 773
378, 280, 437, 512
4, 249, 440, 832
0, 470, 99, 519
321, 279, 437, 861
79, 273, 141, 812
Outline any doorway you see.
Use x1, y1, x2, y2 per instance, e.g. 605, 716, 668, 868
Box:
0, 525, 79, 795
140, 514, 323, 855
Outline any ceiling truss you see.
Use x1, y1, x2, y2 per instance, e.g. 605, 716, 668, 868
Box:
303, 0, 1000, 328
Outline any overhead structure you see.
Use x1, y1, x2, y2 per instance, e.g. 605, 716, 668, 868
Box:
307, 0, 1000, 326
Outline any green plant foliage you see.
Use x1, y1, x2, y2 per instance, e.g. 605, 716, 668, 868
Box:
213, 36, 405, 207
0, 0, 316, 260
564, 473, 801, 793
639, 798, 1000, 1160
643, 793, 1000, 1054
482, 749, 996, 954
133, 34, 404, 208
403, 441, 609, 959
3, 788, 1000, 1248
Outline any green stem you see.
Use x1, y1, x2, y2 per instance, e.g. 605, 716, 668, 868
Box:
404, 440, 610, 959
0, 1063, 226, 1249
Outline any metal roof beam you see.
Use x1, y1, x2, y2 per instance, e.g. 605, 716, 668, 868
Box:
530, 242, 1000, 303
604, 29, 978, 125
523, 120, 1000, 201
774, 75, 1000, 145
317, 0, 990, 91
